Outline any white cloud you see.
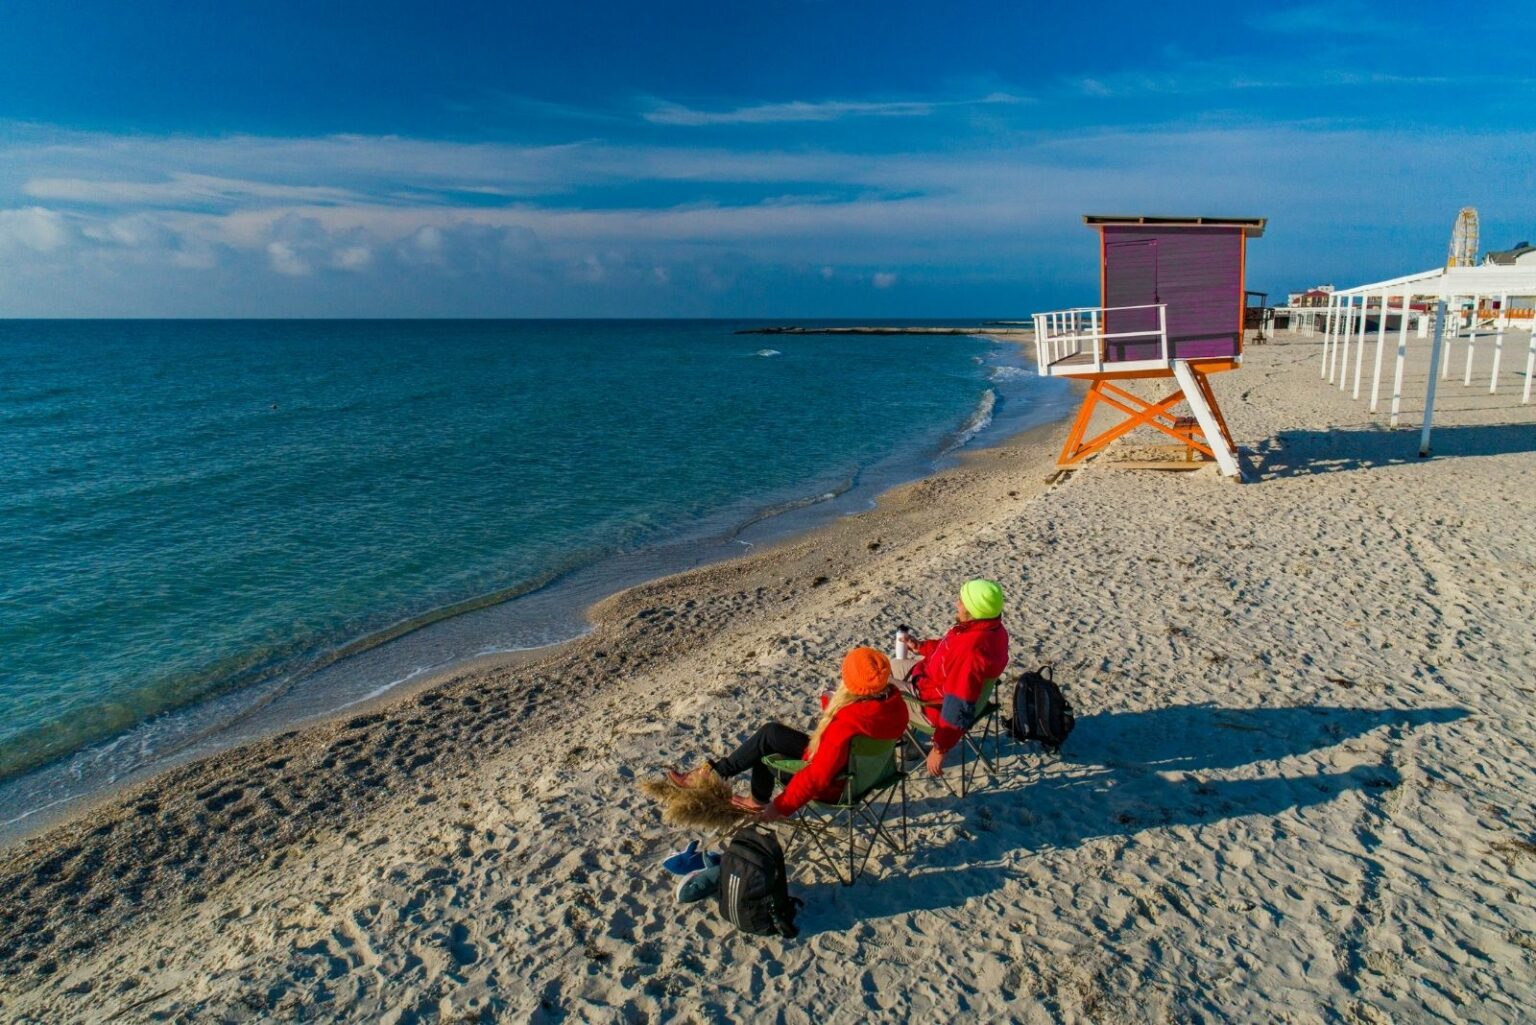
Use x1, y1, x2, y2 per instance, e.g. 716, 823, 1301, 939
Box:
330, 245, 373, 271
0, 117, 1532, 315
642, 93, 1029, 126
266, 241, 310, 276
0, 207, 69, 253
23, 173, 359, 208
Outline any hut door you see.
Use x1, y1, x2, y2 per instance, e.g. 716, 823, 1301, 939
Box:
1104, 238, 1162, 362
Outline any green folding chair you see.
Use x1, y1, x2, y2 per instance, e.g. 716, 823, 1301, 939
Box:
761, 736, 909, 886
903, 676, 1002, 797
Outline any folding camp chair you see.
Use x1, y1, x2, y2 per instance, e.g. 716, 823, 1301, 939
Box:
761, 736, 908, 886
903, 677, 1002, 797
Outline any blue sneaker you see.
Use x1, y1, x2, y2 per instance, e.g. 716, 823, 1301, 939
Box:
662, 839, 704, 876
676, 863, 721, 903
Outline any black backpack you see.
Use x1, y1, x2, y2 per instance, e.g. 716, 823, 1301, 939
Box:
717, 828, 802, 939
1005, 664, 1075, 754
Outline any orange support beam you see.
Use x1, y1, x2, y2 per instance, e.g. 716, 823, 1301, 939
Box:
1056, 368, 1234, 467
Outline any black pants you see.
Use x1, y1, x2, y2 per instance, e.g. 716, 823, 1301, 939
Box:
711, 722, 809, 802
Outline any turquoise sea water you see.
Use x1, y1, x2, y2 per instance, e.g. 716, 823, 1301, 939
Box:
0, 320, 1069, 822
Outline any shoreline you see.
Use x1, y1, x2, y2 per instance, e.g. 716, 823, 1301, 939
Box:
0, 343, 1077, 990
7, 329, 1532, 1022
0, 331, 1067, 847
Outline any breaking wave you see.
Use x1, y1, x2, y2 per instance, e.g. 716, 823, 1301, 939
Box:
943, 389, 996, 453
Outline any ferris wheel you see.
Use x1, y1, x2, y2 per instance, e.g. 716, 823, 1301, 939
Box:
1446, 207, 1479, 267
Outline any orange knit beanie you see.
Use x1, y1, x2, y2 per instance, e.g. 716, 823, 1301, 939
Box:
841, 647, 892, 696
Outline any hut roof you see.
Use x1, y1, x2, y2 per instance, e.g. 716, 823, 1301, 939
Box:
1083, 215, 1266, 237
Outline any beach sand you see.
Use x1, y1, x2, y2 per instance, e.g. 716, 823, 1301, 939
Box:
2, 329, 1534, 1023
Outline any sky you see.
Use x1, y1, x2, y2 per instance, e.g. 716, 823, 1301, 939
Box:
0, 0, 1532, 318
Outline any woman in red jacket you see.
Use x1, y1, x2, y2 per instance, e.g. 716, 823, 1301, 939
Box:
906, 578, 1009, 777
665, 647, 908, 821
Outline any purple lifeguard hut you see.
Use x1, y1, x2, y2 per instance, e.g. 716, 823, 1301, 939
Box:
1032, 215, 1267, 478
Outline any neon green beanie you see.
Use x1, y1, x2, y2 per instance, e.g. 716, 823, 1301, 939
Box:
960, 579, 1004, 619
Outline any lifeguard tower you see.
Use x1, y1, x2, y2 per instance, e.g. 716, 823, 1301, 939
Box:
1032, 215, 1266, 479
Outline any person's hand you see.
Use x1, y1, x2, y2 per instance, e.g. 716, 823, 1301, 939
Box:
757, 802, 786, 822
925, 747, 945, 778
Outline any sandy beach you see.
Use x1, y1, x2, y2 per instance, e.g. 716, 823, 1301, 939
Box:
2, 328, 1534, 1024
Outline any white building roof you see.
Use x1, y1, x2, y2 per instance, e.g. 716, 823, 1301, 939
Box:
1333, 265, 1536, 299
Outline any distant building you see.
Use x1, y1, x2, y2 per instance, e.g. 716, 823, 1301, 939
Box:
1287, 285, 1334, 307
1484, 241, 1536, 266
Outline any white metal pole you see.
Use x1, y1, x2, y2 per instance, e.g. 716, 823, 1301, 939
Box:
1440, 297, 1455, 378
1322, 298, 1335, 378
1421, 300, 1448, 457
1389, 293, 1410, 428
1352, 294, 1369, 399
1523, 321, 1536, 405
1369, 293, 1389, 411
1338, 296, 1353, 390
1417, 308, 1429, 339
1490, 292, 1506, 393
1463, 307, 1478, 386
1329, 297, 1342, 382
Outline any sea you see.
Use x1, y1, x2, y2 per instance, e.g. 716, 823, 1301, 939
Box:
0, 319, 1072, 839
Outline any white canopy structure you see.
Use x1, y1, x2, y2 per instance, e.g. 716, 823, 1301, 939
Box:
1314, 264, 1536, 457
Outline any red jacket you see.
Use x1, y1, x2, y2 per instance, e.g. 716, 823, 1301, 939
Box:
912, 617, 1009, 754
773, 688, 909, 815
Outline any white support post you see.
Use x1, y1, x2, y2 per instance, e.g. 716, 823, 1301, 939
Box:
1389, 293, 1410, 428
1440, 298, 1455, 378
1490, 292, 1506, 393
1328, 298, 1339, 381
1158, 304, 1169, 364
1417, 309, 1429, 339
1369, 293, 1389, 412
1352, 293, 1369, 399
1171, 359, 1241, 479
1524, 322, 1536, 405
1338, 296, 1354, 390
1421, 300, 1448, 457
1322, 297, 1337, 378
1463, 311, 1478, 386
1090, 308, 1100, 368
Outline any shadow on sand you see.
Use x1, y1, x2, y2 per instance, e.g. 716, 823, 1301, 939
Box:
795, 703, 1466, 936
1251, 423, 1536, 480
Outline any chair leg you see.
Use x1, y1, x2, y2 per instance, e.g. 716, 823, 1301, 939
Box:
845, 809, 855, 887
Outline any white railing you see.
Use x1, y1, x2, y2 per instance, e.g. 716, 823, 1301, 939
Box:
1030, 303, 1168, 375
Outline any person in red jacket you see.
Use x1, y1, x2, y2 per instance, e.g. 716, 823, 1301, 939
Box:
665, 647, 909, 821
906, 578, 1009, 777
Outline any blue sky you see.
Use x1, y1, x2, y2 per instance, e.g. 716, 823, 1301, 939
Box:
0, 0, 1531, 317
